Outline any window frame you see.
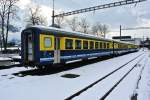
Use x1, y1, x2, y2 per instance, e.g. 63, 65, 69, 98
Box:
75, 39, 82, 49
99, 42, 102, 49
65, 39, 74, 50
107, 43, 109, 49
83, 40, 88, 49
104, 42, 106, 49
95, 41, 99, 49
89, 41, 94, 49
44, 37, 52, 48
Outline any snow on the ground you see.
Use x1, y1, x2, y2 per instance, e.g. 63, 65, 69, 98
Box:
0, 47, 20, 51
105, 51, 150, 100
72, 53, 145, 100
0, 53, 19, 58
0, 56, 20, 66
137, 51, 150, 100
0, 67, 31, 85
0, 57, 12, 61
0, 51, 147, 100
0, 57, 12, 66
11, 55, 21, 59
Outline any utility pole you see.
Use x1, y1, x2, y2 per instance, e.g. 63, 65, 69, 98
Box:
0, 37, 2, 51
52, 0, 55, 27
120, 25, 122, 41
143, 35, 144, 51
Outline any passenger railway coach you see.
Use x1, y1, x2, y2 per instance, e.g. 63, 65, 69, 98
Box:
21, 26, 139, 68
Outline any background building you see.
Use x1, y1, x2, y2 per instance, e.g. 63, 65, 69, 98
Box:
112, 36, 142, 45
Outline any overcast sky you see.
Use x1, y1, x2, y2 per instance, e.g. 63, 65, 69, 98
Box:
10, 0, 150, 40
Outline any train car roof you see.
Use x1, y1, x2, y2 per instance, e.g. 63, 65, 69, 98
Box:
25, 25, 138, 45
27, 25, 111, 41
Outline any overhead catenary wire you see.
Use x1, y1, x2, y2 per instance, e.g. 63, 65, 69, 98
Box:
54, 0, 146, 17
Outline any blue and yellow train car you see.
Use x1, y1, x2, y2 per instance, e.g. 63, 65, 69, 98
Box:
21, 26, 139, 68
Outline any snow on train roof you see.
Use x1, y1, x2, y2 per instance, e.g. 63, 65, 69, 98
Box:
31, 25, 111, 41
30, 25, 137, 45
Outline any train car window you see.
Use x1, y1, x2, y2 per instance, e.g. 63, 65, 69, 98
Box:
95, 42, 99, 49
99, 42, 102, 49
104, 42, 106, 49
90, 41, 94, 49
118, 44, 120, 48
83, 41, 88, 49
66, 39, 73, 49
75, 40, 82, 49
107, 43, 109, 48
44, 37, 52, 48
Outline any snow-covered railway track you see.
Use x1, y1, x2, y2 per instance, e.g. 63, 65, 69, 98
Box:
99, 57, 143, 100
65, 53, 144, 100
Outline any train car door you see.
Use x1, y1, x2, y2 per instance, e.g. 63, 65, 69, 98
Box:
54, 37, 60, 64
28, 34, 33, 61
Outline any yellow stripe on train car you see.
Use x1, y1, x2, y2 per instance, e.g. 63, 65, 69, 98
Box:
60, 37, 65, 50
40, 34, 54, 51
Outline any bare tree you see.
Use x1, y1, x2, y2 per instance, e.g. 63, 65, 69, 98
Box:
0, 20, 2, 51
91, 22, 109, 38
54, 11, 65, 28
103, 24, 109, 38
6, 0, 18, 50
0, 0, 19, 51
54, 16, 64, 28
91, 22, 101, 36
25, 5, 47, 27
79, 18, 90, 33
0, 0, 7, 51
66, 16, 79, 31
0, 33, 2, 51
